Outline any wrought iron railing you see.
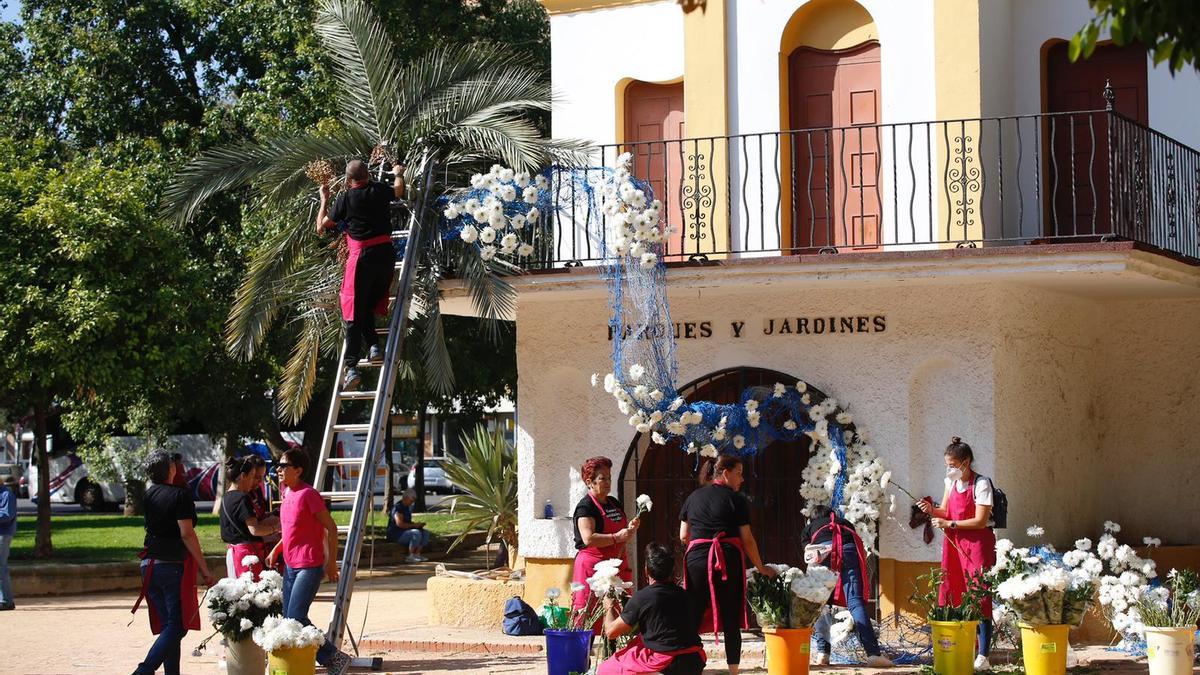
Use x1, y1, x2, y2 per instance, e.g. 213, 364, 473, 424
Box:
445, 96, 1200, 270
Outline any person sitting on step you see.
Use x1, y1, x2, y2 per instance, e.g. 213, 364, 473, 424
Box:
386, 488, 430, 562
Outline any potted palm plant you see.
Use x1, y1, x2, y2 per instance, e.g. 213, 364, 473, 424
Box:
440, 424, 518, 568
912, 567, 988, 675
1138, 569, 1200, 675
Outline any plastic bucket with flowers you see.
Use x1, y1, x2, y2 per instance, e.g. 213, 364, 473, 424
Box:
253, 616, 325, 675
747, 563, 838, 675
195, 563, 284, 675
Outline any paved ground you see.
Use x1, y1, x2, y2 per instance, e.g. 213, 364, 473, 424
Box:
0, 546, 1168, 675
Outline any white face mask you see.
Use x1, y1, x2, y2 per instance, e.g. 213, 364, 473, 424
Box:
946, 466, 964, 482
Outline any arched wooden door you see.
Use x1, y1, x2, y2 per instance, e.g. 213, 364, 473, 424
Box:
1045, 41, 1147, 238
624, 81, 686, 259
787, 42, 883, 251
617, 367, 814, 584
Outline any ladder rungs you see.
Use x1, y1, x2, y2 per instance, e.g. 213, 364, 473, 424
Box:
324, 457, 365, 467
313, 593, 336, 602
332, 423, 373, 433
337, 390, 377, 401
320, 491, 360, 502
392, 229, 410, 238
355, 359, 383, 368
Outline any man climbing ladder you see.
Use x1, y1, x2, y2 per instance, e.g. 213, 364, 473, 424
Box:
317, 159, 405, 390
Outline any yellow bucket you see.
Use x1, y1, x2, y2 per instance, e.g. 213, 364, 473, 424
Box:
1145, 626, 1196, 675
267, 645, 318, 675
929, 620, 977, 675
1019, 623, 1069, 675
763, 626, 812, 675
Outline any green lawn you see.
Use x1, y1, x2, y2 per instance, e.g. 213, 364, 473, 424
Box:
9, 509, 473, 565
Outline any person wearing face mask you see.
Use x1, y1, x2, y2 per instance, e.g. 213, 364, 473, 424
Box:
571, 456, 640, 629
679, 454, 776, 675
916, 436, 996, 671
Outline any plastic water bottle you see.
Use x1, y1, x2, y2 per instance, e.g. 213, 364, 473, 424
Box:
543, 499, 554, 519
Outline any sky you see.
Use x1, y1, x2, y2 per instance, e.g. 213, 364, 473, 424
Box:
1, 1, 19, 23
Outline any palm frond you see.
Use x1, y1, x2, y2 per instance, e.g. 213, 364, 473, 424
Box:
441, 424, 518, 559
277, 313, 334, 425
416, 302, 455, 397
453, 244, 516, 327
314, 0, 399, 140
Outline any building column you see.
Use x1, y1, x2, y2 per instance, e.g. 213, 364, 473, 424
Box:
680, 0, 730, 256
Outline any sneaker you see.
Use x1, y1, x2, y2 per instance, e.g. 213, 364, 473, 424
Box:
865, 655, 894, 668
342, 368, 362, 391
812, 652, 830, 666
405, 554, 421, 563
325, 650, 352, 675
368, 344, 384, 362
0, 603, 14, 611
413, 554, 428, 562
974, 655, 991, 671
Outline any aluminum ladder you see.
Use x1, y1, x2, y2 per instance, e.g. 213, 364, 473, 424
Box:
311, 153, 436, 670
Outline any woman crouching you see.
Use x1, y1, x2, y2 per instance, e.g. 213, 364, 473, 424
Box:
599, 543, 705, 675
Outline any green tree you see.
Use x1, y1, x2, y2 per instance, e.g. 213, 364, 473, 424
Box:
1074, 0, 1200, 72
165, 0, 585, 426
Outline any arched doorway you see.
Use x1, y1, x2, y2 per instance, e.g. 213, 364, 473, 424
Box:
616, 367, 818, 583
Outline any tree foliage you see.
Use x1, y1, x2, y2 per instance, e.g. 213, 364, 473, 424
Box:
1075, 0, 1200, 72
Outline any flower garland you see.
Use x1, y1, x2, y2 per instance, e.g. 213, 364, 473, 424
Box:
441, 158, 891, 545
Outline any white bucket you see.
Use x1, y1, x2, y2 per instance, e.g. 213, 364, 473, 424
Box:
1144, 626, 1196, 675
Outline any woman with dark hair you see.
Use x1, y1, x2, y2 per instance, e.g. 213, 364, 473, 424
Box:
917, 436, 997, 671
678, 454, 775, 675
266, 449, 352, 675
220, 455, 280, 579
571, 456, 639, 623
599, 543, 705, 675
804, 504, 891, 667
131, 450, 216, 675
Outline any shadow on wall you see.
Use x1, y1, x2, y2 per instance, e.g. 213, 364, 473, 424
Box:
907, 356, 979, 501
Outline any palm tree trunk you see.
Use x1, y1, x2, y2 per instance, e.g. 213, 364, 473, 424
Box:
33, 403, 52, 559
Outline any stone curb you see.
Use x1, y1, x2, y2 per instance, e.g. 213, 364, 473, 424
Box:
358, 638, 545, 656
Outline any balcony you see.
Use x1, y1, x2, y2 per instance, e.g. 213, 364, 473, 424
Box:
451, 98, 1200, 272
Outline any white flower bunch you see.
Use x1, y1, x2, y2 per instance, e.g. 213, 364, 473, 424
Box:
991, 527, 1097, 627
448, 164, 543, 261
252, 616, 327, 652
635, 494, 653, 519
202, 570, 284, 642
586, 558, 632, 598
747, 564, 837, 628
1091, 520, 1159, 642
602, 152, 666, 267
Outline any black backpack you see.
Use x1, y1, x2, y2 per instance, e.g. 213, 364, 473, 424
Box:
502, 596, 544, 636
983, 476, 1008, 529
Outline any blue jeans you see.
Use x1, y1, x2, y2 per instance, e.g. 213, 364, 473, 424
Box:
0, 534, 13, 605
135, 561, 186, 675
813, 548, 881, 657
283, 565, 337, 665
391, 528, 430, 549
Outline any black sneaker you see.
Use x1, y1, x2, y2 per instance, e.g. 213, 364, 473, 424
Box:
368, 344, 384, 362
342, 368, 363, 391
325, 650, 352, 675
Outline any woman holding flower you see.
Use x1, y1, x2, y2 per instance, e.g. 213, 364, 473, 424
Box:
598, 543, 705, 675
571, 456, 639, 628
916, 436, 997, 671
220, 455, 281, 580
679, 454, 775, 675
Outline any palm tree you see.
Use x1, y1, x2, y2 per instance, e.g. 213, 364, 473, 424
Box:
163, 0, 588, 421
440, 424, 519, 568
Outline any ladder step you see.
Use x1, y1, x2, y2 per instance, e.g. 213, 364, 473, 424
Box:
313, 593, 336, 602
332, 423, 373, 433
355, 359, 384, 368
320, 491, 360, 502
324, 457, 366, 467
337, 390, 377, 401
391, 229, 410, 238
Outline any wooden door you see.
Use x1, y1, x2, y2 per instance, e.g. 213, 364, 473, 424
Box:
1045, 42, 1147, 237
625, 81, 686, 258
788, 42, 882, 251
619, 368, 813, 586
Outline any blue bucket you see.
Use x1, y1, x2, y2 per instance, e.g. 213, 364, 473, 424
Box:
545, 629, 592, 675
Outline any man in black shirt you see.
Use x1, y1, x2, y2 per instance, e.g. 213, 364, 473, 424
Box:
317, 159, 405, 390
598, 543, 705, 675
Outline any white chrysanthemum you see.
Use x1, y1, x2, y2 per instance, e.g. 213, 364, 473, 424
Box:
637, 494, 653, 511
535, 174, 549, 189
1027, 525, 1045, 538
510, 214, 527, 230
498, 184, 517, 202
732, 435, 745, 449
1075, 538, 1092, 551
1142, 537, 1161, 547
516, 242, 535, 257
443, 204, 460, 220
628, 364, 645, 382
527, 206, 540, 222
523, 186, 539, 204
1104, 520, 1121, 533
459, 225, 479, 243
479, 245, 497, 261
783, 419, 797, 431
746, 410, 761, 428
479, 226, 497, 244
500, 232, 519, 250
639, 252, 658, 269
836, 412, 853, 425
700, 444, 718, 458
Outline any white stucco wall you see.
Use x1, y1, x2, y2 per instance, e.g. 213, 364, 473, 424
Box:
548, 1, 685, 145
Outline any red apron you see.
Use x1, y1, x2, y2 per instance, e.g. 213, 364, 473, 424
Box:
684, 535, 747, 642
810, 514, 870, 607
597, 636, 706, 675
571, 492, 631, 631
938, 475, 997, 619
130, 551, 202, 634
339, 234, 393, 321
227, 541, 267, 580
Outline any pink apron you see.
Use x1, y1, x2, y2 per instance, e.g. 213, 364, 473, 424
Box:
597, 636, 706, 675
572, 492, 631, 631
809, 514, 870, 607
227, 541, 267, 580
339, 234, 393, 321
938, 475, 997, 619
130, 551, 201, 634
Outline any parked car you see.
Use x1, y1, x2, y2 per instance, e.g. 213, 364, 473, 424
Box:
0, 463, 22, 496
407, 457, 459, 494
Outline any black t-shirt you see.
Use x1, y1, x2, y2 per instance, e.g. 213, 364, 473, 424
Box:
572, 494, 626, 550
620, 582, 702, 653
143, 483, 198, 562
329, 181, 395, 241
679, 483, 751, 541
220, 490, 261, 545
801, 513, 857, 547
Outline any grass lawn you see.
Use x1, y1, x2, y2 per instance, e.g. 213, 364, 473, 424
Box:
9, 509, 475, 565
